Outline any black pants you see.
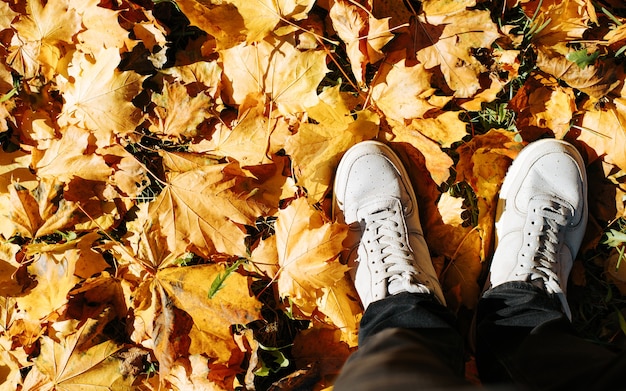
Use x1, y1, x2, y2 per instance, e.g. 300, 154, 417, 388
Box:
334, 282, 626, 390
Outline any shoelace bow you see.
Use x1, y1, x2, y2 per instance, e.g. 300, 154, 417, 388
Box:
361, 207, 424, 295
518, 202, 571, 294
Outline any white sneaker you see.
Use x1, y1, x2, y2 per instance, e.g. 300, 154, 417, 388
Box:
333, 140, 445, 310
488, 139, 588, 319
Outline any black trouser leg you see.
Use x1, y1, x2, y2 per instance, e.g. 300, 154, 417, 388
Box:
476, 281, 626, 390
334, 292, 471, 391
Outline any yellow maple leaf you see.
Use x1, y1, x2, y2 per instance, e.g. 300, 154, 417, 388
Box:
31, 126, 113, 183
16, 249, 81, 322
410, 111, 468, 149
370, 58, 448, 121
69, 0, 131, 53
57, 48, 145, 145
577, 97, 626, 173
21, 319, 132, 390
274, 198, 349, 315
317, 275, 362, 347
525, 0, 592, 48
221, 37, 328, 115
285, 85, 379, 201
0, 149, 37, 193
383, 119, 454, 186
416, 9, 500, 98
178, 0, 315, 47
8, 0, 81, 80
0, 1, 17, 31
149, 79, 215, 140
192, 96, 274, 165
0, 178, 82, 239
151, 162, 268, 257
157, 264, 262, 362
456, 129, 522, 261
437, 192, 466, 227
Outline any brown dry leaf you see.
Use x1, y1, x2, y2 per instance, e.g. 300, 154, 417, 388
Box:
370, 58, 446, 121
416, 9, 500, 98
421, 0, 476, 15
16, 249, 81, 322
149, 79, 215, 140
150, 162, 269, 257
156, 264, 262, 363
429, 224, 483, 310
101, 144, 150, 199
274, 198, 349, 315
122, 215, 262, 379
21, 320, 132, 390
509, 72, 577, 139
0, 1, 17, 30
285, 85, 379, 201
0, 149, 37, 192
165, 355, 227, 391
220, 37, 328, 116
536, 46, 619, 99
56, 48, 145, 145
0, 178, 84, 240
8, 0, 81, 80
0, 241, 23, 296
163, 61, 223, 97
292, 327, 353, 388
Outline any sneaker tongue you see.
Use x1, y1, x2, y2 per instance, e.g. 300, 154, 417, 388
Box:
356, 197, 403, 221
529, 196, 574, 224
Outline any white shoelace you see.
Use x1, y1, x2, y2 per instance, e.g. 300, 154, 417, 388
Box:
517, 200, 572, 294
360, 207, 427, 295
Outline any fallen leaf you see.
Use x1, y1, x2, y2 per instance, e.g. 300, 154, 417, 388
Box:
56, 48, 145, 146
274, 198, 349, 315
31, 126, 113, 183
576, 98, 626, 173
221, 37, 328, 116
21, 320, 132, 390
370, 58, 445, 121
383, 119, 454, 185
192, 96, 273, 165
416, 9, 500, 98
438, 192, 466, 227
285, 86, 379, 201
328, 0, 394, 85
151, 162, 269, 257
317, 275, 362, 347
69, 0, 131, 53
8, 0, 81, 80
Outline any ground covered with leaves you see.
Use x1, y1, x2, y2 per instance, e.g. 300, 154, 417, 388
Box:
1, 0, 626, 389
